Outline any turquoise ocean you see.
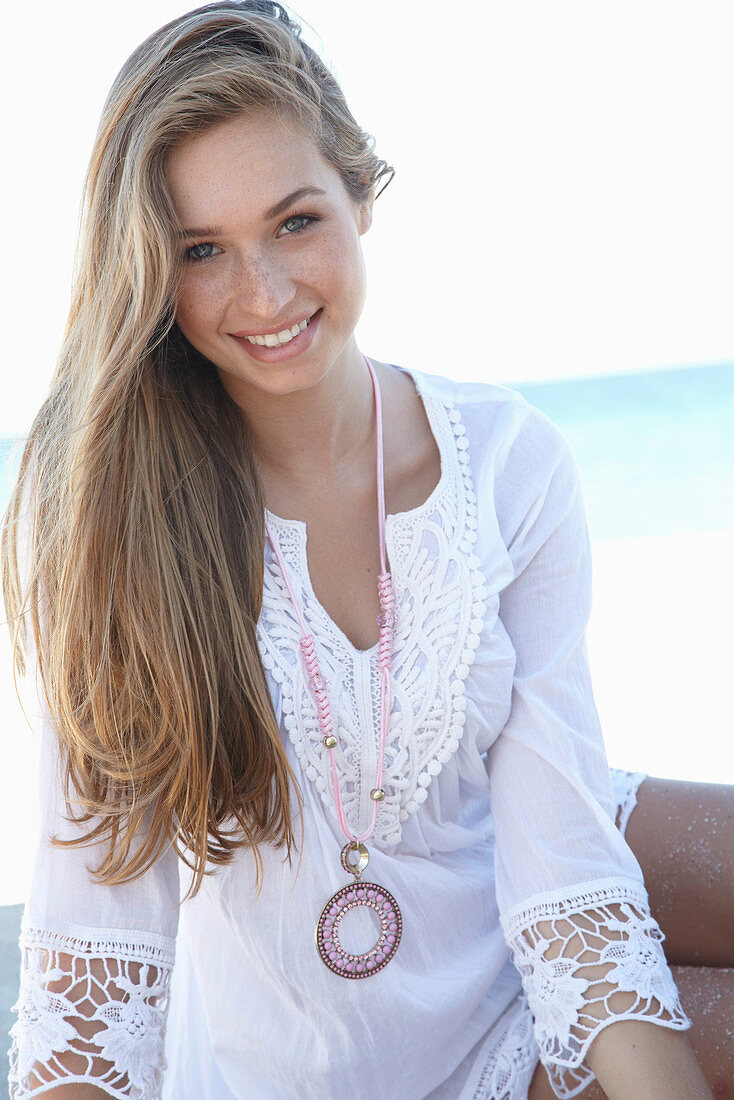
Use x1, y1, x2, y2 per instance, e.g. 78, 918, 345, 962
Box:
2, 360, 733, 539
514, 360, 734, 541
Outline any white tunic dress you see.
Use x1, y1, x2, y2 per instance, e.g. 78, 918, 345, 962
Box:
8, 367, 689, 1100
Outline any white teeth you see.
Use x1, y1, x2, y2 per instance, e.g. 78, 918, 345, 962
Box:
244, 314, 312, 347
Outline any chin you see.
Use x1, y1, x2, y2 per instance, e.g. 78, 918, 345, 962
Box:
217, 358, 334, 403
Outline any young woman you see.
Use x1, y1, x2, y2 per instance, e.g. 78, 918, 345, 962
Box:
2, 3, 732, 1098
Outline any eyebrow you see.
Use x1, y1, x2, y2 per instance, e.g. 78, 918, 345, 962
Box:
264, 186, 327, 221
179, 186, 328, 238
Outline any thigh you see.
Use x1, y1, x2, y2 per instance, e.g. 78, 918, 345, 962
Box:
528, 966, 734, 1099
624, 777, 734, 967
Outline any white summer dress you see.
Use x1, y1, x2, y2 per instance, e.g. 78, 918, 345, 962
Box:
8, 366, 689, 1100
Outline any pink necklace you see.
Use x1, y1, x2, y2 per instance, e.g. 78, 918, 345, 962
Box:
264, 357, 403, 979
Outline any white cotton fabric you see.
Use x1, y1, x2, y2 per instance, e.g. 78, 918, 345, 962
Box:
9, 368, 688, 1100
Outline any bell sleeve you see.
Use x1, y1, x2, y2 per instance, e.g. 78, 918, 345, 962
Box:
485, 399, 689, 1098
8, 701, 179, 1098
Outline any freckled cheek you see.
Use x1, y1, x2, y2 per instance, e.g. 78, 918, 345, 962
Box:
175, 282, 226, 344
318, 235, 367, 308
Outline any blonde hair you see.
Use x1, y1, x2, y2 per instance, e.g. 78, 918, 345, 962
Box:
1, 1, 393, 894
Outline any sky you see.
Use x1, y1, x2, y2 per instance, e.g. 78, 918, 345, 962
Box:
2, 0, 733, 438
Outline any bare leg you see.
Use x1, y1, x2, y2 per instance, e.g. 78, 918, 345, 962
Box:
528, 966, 734, 1098
625, 777, 734, 968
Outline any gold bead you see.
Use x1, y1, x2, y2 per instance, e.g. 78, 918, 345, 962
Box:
322, 735, 338, 749
370, 787, 386, 801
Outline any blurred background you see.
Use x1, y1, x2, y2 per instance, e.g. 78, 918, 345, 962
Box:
1, 3, 733, 1065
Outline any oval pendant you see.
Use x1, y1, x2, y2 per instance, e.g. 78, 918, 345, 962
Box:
315, 880, 403, 978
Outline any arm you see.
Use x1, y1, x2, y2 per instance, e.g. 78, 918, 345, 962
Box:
485, 400, 701, 1097
23, 1086, 113, 1099
586, 1020, 712, 1100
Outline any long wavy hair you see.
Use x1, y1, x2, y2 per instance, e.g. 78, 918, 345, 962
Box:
1, 0, 393, 895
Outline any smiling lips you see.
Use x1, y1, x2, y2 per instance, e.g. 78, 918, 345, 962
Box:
229, 308, 322, 362
231, 311, 317, 347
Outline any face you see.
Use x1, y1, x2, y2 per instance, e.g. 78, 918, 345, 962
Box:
166, 111, 373, 403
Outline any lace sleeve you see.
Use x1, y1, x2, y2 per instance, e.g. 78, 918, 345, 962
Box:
501, 878, 689, 1097
487, 408, 690, 1096
7, 701, 179, 1098
9, 921, 175, 1099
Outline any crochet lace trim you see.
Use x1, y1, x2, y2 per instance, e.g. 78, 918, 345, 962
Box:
9, 924, 174, 1099
258, 383, 489, 846
609, 767, 646, 836
501, 879, 690, 1098
470, 996, 538, 1099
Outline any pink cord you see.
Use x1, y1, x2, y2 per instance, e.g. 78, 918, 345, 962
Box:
264, 356, 395, 845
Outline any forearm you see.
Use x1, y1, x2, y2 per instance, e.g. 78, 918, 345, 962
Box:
26, 1087, 113, 1099
21, 1086, 113, 1099
21, 1078, 113, 1095
586, 1020, 713, 1100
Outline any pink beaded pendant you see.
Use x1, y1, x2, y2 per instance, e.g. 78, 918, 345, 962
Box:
315, 842, 403, 979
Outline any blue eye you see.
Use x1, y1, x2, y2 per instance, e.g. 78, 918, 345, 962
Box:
277, 213, 319, 237
185, 242, 222, 263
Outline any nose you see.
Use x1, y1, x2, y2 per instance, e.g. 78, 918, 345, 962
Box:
229, 250, 296, 323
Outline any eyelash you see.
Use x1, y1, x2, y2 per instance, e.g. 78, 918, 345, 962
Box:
183, 212, 321, 264
277, 212, 321, 238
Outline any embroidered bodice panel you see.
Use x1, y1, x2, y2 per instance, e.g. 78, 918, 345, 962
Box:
257, 383, 506, 847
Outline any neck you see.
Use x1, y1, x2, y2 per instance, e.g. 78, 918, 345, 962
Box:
229, 343, 377, 486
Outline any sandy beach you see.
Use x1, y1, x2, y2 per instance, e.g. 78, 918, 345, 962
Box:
1, 528, 732, 908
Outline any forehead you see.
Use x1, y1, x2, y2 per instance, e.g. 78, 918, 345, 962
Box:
166, 111, 341, 226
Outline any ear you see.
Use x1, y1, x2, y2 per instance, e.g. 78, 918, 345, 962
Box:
357, 192, 374, 235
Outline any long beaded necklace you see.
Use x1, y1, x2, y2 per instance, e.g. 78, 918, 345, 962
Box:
263, 356, 403, 979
